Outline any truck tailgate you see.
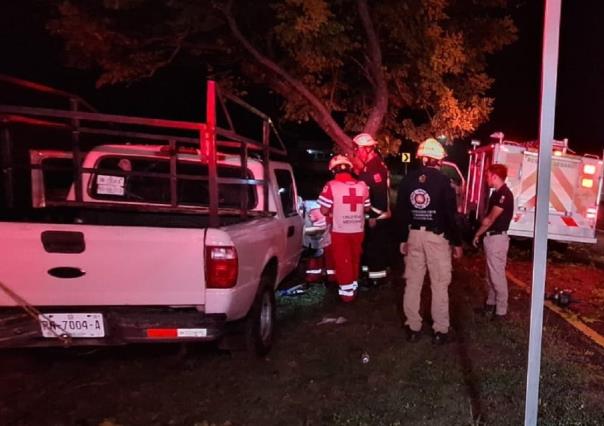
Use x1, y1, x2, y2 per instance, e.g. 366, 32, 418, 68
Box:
0, 223, 206, 306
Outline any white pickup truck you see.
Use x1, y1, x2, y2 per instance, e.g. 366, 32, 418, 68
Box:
0, 78, 304, 355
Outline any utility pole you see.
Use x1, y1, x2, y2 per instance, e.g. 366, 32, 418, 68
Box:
524, 1, 562, 424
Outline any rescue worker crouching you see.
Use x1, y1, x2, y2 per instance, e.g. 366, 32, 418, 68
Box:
353, 133, 391, 287
302, 200, 333, 284
393, 138, 463, 344
306, 204, 337, 285
318, 155, 371, 302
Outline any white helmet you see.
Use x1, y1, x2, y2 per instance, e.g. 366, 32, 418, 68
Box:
353, 133, 378, 147
417, 138, 446, 160
328, 154, 353, 173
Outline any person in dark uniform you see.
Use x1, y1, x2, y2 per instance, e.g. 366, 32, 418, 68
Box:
353, 133, 391, 287
393, 138, 463, 344
472, 164, 514, 319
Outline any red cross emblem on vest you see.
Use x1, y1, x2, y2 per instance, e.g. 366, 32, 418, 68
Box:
342, 187, 364, 212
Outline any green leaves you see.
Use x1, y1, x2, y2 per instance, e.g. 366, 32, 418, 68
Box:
47, 0, 517, 151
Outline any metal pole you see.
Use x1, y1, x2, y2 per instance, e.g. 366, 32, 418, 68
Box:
1, 125, 14, 208
524, 1, 562, 425
70, 98, 83, 203
476, 152, 485, 218
206, 81, 219, 228
262, 120, 270, 213
240, 141, 248, 219
169, 139, 177, 207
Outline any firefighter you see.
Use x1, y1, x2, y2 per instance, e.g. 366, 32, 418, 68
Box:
353, 133, 391, 287
318, 155, 370, 302
472, 164, 514, 319
393, 138, 463, 344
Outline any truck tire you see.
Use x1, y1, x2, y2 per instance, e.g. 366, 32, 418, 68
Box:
245, 274, 276, 357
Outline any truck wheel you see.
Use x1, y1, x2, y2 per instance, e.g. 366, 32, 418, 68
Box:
245, 275, 276, 357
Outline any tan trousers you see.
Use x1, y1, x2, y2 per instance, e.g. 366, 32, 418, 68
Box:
403, 229, 452, 334
483, 234, 510, 316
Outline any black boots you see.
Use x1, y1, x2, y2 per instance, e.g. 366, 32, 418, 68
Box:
475, 304, 496, 319
405, 326, 421, 343
432, 332, 448, 345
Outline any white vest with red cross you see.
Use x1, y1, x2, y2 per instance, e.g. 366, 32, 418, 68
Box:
318, 180, 370, 233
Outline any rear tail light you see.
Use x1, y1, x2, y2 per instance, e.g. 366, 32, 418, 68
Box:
205, 246, 238, 288
583, 164, 596, 175
581, 178, 593, 188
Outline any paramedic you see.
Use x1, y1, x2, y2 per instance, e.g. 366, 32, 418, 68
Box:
318, 155, 370, 302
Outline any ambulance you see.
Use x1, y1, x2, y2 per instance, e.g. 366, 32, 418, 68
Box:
463, 133, 603, 243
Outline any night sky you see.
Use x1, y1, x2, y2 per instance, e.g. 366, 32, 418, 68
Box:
482, 0, 604, 156
1, 1, 603, 156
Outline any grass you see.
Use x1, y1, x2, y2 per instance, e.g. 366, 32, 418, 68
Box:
2, 257, 604, 425
269, 261, 601, 426
322, 317, 604, 425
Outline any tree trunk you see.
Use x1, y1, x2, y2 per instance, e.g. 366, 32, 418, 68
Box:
220, 3, 354, 154
357, 0, 388, 137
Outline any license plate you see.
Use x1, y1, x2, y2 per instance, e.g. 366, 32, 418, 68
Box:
39, 313, 105, 338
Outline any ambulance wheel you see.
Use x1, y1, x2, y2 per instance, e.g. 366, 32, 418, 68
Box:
245, 274, 276, 357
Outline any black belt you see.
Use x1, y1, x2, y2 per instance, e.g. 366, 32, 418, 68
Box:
409, 225, 444, 235
485, 230, 507, 236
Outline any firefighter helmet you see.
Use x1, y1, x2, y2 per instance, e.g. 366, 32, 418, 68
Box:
417, 138, 446, 160
328, 155, 353, 173
353, 133, 378, 147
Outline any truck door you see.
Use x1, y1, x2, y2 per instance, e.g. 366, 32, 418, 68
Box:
272, 167, 303, 274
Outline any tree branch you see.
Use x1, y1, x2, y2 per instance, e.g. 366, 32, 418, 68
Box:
393, 77, 412, 107
141, 29, 189, 79
357, 0, 388, 136
329, 66, 339, 110
349, 55, 374, 87
217, 1, 353, 153
424, 107, 433, 122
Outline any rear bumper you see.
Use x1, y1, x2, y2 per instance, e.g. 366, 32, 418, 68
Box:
0, 307, 227, 348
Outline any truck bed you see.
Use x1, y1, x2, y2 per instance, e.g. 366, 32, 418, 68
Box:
0, 206, 272, 228
0, 221, 215, 306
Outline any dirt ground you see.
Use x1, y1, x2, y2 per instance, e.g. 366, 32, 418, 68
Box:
2, 241, 604, 426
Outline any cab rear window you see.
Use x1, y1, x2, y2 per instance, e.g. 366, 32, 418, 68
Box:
90, 156, 257, 209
